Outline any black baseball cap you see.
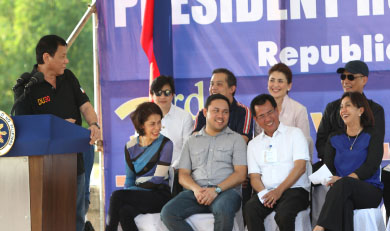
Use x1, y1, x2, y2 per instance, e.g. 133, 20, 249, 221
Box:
336, 60, 369, 76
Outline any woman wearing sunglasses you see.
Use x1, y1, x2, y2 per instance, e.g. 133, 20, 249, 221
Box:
314, 92, 383, 231
255, 63, 313, 156
105, 102, 173, 231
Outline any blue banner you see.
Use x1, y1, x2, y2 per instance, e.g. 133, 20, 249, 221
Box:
97, 0, 390, 213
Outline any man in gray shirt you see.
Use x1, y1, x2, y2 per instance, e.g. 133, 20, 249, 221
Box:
161, 94, 247, 231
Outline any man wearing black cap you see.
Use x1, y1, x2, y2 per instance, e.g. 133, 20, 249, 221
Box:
315, 60, 385, 163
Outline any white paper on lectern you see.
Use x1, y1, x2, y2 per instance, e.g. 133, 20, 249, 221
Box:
309, 164, 333, 185
257, 189, 270, 204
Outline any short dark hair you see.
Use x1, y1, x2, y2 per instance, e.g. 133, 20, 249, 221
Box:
250, 94, 277, 116
150, 75, 175, 95
268, 63, 292, 84
212, 68, 237, 96
204, 94, 230, 110
36, 35, 67, 64
340, 92, 374, 127
130, 102, 163, 136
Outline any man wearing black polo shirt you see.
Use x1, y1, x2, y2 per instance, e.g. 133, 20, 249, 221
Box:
14, 35, 100, 231
193, 68, 253, 208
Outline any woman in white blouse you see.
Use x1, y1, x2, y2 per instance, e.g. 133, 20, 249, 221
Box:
255, 63, 313, 157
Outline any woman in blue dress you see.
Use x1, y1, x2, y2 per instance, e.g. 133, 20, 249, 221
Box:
314, 92, 383, 231
106, 102, 173, 231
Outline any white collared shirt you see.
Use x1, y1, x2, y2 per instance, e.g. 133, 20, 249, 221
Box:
254, 95, 313, 156
248, 123, 311, 191
160, 104, 194, 168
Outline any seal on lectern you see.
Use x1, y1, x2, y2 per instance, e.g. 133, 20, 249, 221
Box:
0, 110, 15, 156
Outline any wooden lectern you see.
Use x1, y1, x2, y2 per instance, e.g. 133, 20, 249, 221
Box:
0, 115, 90, 231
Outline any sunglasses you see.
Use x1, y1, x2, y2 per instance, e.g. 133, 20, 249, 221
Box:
155, 90, 172, 97
340, 74, 364, 81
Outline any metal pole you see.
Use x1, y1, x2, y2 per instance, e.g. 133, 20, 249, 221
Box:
91, 1, 106, 230
66, 1, 96, 48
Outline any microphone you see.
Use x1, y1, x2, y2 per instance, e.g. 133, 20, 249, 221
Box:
12, 72, 31, 91
11, 72, 45, 116
25, 72, 44, 89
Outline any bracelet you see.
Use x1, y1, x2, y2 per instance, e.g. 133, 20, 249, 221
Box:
90, 122, 100, 129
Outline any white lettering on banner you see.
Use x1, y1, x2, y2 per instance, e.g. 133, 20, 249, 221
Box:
258, 41, 278, 66
373, 0, 385, 15
280, 47, 299, 66
221, 0, 233, 23
387, 41, 390, 59
375, 34, 385, 61
192, 0, 217, 24
175, 0, 390, 25
358, 0, 371, 16
321, 45, 339, 64
300, 46, 320, 72
342, 36, 361, 62
237, 0, 263, 22
290, 0, 317, 20
364, 35, 373, 62
325, 0, 338, 18
258, 34, 390, 72
114, 0, 389, 27
267, 0, 288, 20
171, 0, 359, 25
114, 0, 137, 27
358, 0, 385, 16
172, 0, 190, 24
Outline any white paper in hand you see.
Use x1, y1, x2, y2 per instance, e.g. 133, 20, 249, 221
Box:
309, 164, 333, 185
257, 189, 270, 204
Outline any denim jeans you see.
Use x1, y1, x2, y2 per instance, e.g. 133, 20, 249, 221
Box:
76, 173, 86, 231
161, 189, 241, 231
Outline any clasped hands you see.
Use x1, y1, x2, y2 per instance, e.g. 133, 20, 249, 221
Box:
194, 187, 218, 206
261, 188, 282, 208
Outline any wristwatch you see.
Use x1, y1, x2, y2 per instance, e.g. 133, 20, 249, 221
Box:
90, 122, 100, 129
215, 186, 222, 195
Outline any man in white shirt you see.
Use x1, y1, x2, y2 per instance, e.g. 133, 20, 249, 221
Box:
244, 94, 310, 231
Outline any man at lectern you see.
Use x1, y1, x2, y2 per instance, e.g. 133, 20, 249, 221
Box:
13, 34, 100, 231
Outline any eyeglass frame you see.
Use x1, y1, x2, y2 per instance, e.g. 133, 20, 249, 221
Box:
255, 108, 276, 121
340, 74, 365, 81
154, 89, 173, 97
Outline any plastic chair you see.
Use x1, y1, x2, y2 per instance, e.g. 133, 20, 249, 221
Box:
311, 167, 385, 230
133, 208, 244, 231
353, 206, 385, 231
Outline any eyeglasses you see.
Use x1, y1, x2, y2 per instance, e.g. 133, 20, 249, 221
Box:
154, 90, 172, 97
256, 109, 275, 120
340, 74, 364, 81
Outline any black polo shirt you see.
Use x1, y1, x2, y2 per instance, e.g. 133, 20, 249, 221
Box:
14, 65, 90, 175
193, 98, 253, 141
